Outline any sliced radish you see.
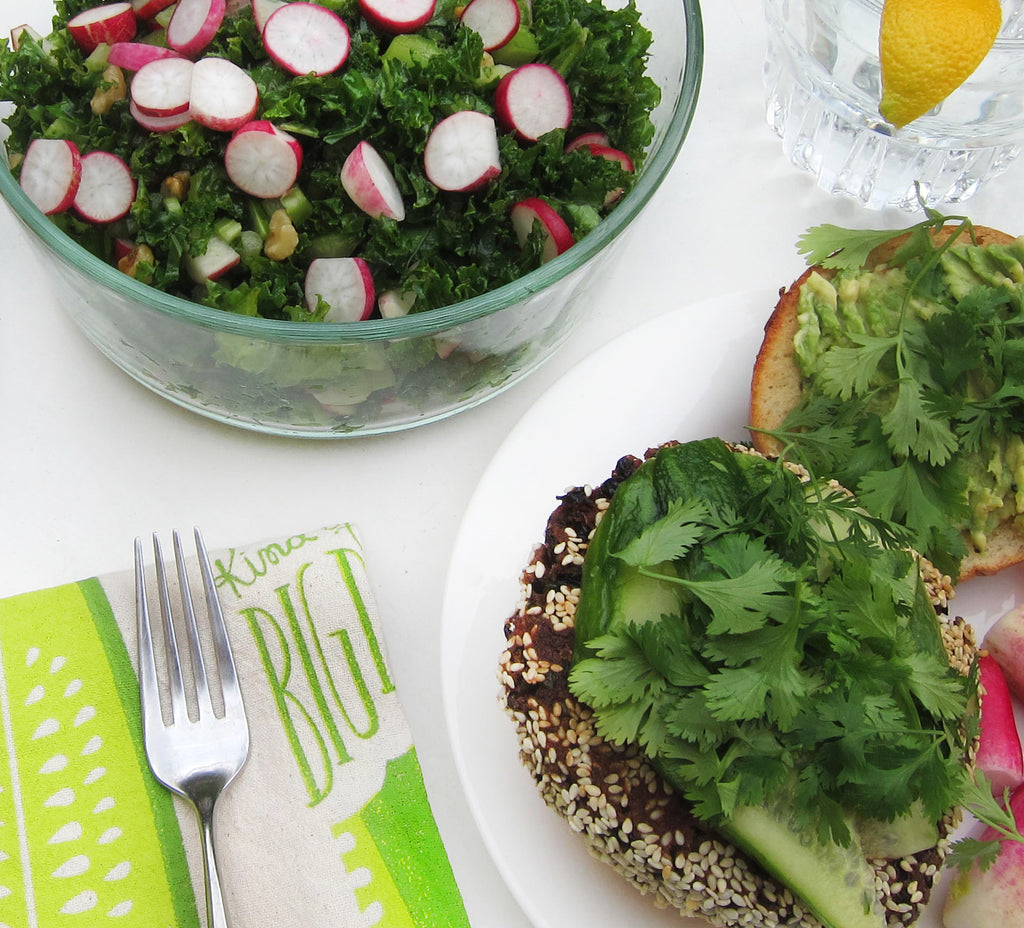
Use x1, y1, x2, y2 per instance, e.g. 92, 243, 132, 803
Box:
944, 783, 1024, 928
586, 143, 635, 173
11, 24, 42, 51
129, 98, 193, 131
359, 0, 436, 34
378, 288, 416, 318
189, 56, 259, 131
186, 236, 240, 282
166, 0, 226, 57
341, 141, 405, 221
305, 257, 375, 322
564, 130, 610, 152
459, 0, 519, 51
511, 196, 573, 262
252, 0, 286, 31
985, 604, 1024, 701
67, 2, 138, 54
262, 3, 351, 76
494, 63, 572, 142
423, 110, 501, 192
108, 41, 183, 70
224, 120, 303, 198
977, 655, 1024, 796
73, 151, 136, 223
19, 138, 82, 215
130, 56, 195, 116
131, 0, 177, 19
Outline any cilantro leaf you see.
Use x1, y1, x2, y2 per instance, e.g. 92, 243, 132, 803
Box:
797, 224, 907, 271
611, 498, 710, 567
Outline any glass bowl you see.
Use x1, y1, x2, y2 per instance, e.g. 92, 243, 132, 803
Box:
0, 0, 703, 438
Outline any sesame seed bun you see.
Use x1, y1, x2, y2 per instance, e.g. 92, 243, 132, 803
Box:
499, 441, 973, 927
749, 224, 1024, 582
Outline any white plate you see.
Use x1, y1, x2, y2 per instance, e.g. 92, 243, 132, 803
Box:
441, 290, 1024, 928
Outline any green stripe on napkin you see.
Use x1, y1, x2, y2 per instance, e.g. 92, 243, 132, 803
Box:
336, 748, 471, 928
0, 581, 195, 927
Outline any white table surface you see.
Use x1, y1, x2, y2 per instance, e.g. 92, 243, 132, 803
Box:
4, 2, 1024, 925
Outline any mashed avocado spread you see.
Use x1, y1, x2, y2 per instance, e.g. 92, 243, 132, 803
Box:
778, 226, 1024, 577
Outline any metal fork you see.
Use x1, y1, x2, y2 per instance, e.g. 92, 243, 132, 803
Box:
135, 528, 249, 928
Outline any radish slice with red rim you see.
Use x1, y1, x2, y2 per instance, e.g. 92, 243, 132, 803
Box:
359, 0, 436, 34
251, 0, 285, 31
263, 2, 351, 76
459, 0, 520, 51
341, 141, 406, 221
495, 63, 572, 142
224, 120, 303, 198
511, 196, 573, 263
423, 110, 501, 192
73, 151, 137, 224
189, 56, 259, 131
305, 257, 376, 322
564, 130, 610, 152
67, 2, 138, 54
131, 0, 177, 20
130, 56, 195, 117
129, 98, 193, 131
108, 41, 183, 71
19, 138, 82, 215
166, 0, 226, 57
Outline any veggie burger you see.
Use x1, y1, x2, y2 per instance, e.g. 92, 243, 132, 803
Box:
501, 438, 975, 928
498, 216, 1024, 927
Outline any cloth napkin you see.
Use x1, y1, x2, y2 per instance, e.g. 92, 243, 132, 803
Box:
0, 524, 469, 928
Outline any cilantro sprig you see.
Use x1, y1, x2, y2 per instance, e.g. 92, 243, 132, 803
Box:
947, 773, 1024, 873
569, 440, 976, 848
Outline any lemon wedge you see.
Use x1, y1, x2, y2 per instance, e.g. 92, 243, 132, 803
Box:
879, 0, 1002, 128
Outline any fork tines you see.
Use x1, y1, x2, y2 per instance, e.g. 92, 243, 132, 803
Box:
134, 528, 247, 729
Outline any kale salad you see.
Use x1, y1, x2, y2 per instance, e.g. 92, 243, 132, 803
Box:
0, 0, 661, 322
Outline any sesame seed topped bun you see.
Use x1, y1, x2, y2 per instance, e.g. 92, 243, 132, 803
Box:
499, 441, 973, 927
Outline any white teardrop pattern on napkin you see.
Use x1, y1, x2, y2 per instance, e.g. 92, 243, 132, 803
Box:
0, 581, 194, 927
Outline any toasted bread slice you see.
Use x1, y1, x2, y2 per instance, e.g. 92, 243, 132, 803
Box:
749, 225, 1023, 581
499, 442, 971, 928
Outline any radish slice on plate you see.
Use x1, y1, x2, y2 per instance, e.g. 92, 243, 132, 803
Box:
19, 138, 82, 215
108, 41, 183, 71
263, 3, 351, 76
341, 141, 406, 221
189, 57, 259, 131
423, 110, 501, 192
73, 151, 137, 223
130, 98, 193, 131
494, 63, 572, 141
511, 196, 573, 262
378, 288, 416, 318
459, 0, 520, 51
224, 120, 303, 198
251, 0, 286, 31
67, 2, 138, 54
359, 0, 436, 34
130, 56, 195, 116
166, 0, 227, 57
305, 257, 375, 322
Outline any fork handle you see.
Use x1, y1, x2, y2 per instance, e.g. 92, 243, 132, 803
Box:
197, 803, 231, 928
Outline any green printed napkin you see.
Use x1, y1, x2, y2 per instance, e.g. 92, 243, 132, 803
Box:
0, 524, 469, 928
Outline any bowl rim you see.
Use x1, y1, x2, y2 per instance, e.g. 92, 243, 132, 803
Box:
0, 0, 704, 344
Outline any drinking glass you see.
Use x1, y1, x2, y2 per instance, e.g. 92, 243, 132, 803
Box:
763, 0, 1024, 210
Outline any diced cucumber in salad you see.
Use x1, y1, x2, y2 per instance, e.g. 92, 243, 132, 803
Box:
0, 0, 661, 323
